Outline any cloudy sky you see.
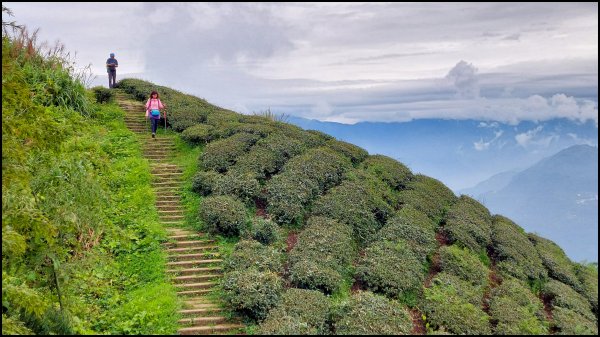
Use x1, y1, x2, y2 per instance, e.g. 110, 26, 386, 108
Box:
4, 2, 598, 125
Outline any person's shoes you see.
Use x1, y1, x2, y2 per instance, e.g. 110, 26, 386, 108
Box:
152, 133, 155, 138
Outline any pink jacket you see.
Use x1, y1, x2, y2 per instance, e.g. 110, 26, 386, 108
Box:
145, 98, 165, 118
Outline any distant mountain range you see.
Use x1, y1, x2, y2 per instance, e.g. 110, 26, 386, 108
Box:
460, 145, 598, 262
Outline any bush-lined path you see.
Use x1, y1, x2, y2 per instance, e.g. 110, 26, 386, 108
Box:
115, 91, 244, 335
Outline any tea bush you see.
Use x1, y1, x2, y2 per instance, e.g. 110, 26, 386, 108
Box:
543, 280, 595, 322
259, 288, 330, 334
248, 218, 280, 245
199, 195, 248, 237
191, 170, 220, 196
222, 268, 283, 320
491, 215, 547, 281
397, 174, 457, 223
438, 245, 489, 287
181, 124, 214, 144
334, 291, 412, 335
224, 239, 283, 273
213, 172, 260, 205
443, 195, 492, 253
361, 154, 413, 190
200, 132, 261, 172
529, 234, 582, 291
325, 139, 369, 166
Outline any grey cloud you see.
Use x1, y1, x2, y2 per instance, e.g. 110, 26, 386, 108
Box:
446, 61, 480, 99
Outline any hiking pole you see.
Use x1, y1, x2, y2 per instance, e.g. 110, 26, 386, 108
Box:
164, 108, 167, 131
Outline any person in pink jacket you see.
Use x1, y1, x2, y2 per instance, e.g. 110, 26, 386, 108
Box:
145, 91, 166, 138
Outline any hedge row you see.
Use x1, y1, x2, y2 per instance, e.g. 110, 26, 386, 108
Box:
443, 195, 492, 254
288, 217, 356, 293
528, 233, 582, 292
488, 277, 548, 335
491, 215, 547, 281
200, 132, 261, 172
355, 240, 425, 305
266, 148, 350, 225
325, 139, 369, 166
258, 288, 331, 334
222, 268, 283, 320
224, 239, 283, 274
543, 280, 595, 323
438, 245, 489, 288
334, 291, 413, 335
397, 174, 457, 223
199, 195, 247, 237
360, 154, 413, 190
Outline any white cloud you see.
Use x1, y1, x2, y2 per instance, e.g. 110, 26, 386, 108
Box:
474, 130, 504, 151
516, 126, 543, 147
446, 60, 480, 99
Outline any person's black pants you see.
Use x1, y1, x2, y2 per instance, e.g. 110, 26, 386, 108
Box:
151, 118, 159, 134
108, 70, 116, 88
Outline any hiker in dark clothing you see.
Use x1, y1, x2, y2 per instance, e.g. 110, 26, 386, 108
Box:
106, 53, 118, 88
145, 91, 166, 139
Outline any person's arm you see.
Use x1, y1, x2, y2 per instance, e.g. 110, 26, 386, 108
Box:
158, 99, 165, 110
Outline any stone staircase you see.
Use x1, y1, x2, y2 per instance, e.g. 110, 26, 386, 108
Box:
114, 90, 244, 335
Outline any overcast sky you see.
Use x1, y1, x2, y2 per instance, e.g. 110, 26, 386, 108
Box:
4, 2, 598, 125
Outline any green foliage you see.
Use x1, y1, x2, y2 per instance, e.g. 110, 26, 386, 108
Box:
443, 195, 492, 253
377, 206, 437, 261
200, 195, 248, 237
224, 239, 284, 273
248, 218, 280, 245
491, 215, 547, 281
311, 178, 390, 245
574, 263, 598, 315
398, 174, 457, 223
91, 86, 114, 104
543, 280, 596, 322
361, 154, 413, 190
266, 147, 351, 225
213, 171, 260, 205
259, 288, 331, 334
438, 245, 489, 287
551, 306, 598, 335
489, 277, 548, 335
229, 133, 306, 181
355, 240, 426, 305
191, 170, 220, 196
222, 268, 284, 320
325, 139, 369, 165
180, 124, 214, 144
529, 233, 582, 291
201, 132, 261, 172
288, 217, 356, 293
423, 273, 491, 335
334, 291, 413, 335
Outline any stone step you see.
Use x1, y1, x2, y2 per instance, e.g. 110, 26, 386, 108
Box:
157, 206, 184, 212
165, 245, 219, 254
166, 267, 223, 275
175, 281, 217, 290
183, 302, 220, 309
164, 240, 215, 248
160, 220, 185, 225
178, 316, 227, 326
174, 274, 221, 283
168, 234, 205, 240
153, 181, 181, 186
177, 324, 245, 335
166, 259, 222, 268
160, 215, 185, 221
178, 308, 223, 316
176, 289, 213, 297
168, 253, 220, 261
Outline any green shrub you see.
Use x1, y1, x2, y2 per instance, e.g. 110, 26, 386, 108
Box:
281, 147, 351, 191
361, 154, 413, 190
311, 179, 385, 245
229, 133, 306, 180
169, 106, 208, 132
325, 139, 369, 165
355, 240, 426, 305
442, 195, 492, 254
288, 217, 356, 293
551, 306, 598, 335
377, 206, 437, 261
334, 291, 413, 335
288, 260, 343, 294
233, 122, 276, 137
574, 263, 598, 315
266, 174, 318, 225
222, 268, 284, 320
249, 218, 280, 245
397, 174, 457, 223
205, 110, 240, 126
491, 215, 547, 281
199, 195, 248, 237
201, 132, 261, 172
191, 170, 220, 196
529, 234, 582, 291
275, 123, 328, 148
259, 288, 331, 335
213, 172, 260, 205
438, 245, 489, 287
92, 86, 114, 104
181, 124, 214, 144
428, 272, 485, 307
423, 273, 491, 335
224, 239, 283, 273
489, 277, 548, 335
543, 280, 595, 322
